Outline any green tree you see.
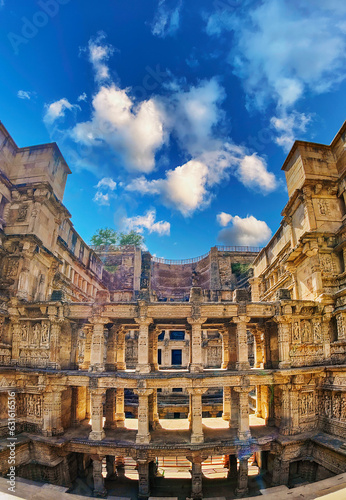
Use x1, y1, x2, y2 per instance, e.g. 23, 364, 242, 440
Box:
90, 228, 118, 247
119, 230, 144, 247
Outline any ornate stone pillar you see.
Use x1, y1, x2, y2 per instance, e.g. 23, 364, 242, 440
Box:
221, 326, 230, 369
116, 326, 126, 370
149, 389, 160, 430
42, 385, 64, 436
276, 318, 291, 368
322, 315, 332, 361
233, 316, 250, 370
254, 326, 264, 368
89, 389, 105, 441
48, 316, 62, 369
230, 387, 239, 428
228, 323, 237, 369
290, 384, 301, 434
89, 317, 109, 372
187, 317, 206, 373
187, 388, 206, 443
104, 389, 116, 430
105, 325, 117, 371
135, 389, 153, 443
85, 386, 91, 420
135, 318, 153, 373
71, 387, 80, 427
235, 454, 251, 497
255, 385, 262, 418
150, 327, 160, 371
187, 456, 203, 500
222, 386, 231, 420
91, 455, 106, 497
137, 460, 150, 499
279, 384, 290, 435
81, 325, 92, 370
234, 386, 252, 440
115, 387, 125, 428
10, 320, 21, 365
42, 390, 54, 437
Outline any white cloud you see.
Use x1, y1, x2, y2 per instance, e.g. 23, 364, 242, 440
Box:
77, 92, 87, 102
217, 212, 232, 227
165, 78, 226, 155
271, 111, 311, 152
206, 1, 346, 149
17, 90, 34, 100
95, 177, 117, 190
217, 215, 272, 246
93, 191, 110, 206
123, 209, 170, 236
71, 84, 165, 173
230, 1, 345, 110
151, 0, 182, 38
236, 154, 277, 193
126, 160, 209, 216
127, 145, 277, 216
44, 98, 80, 125
87, 32, 114, 82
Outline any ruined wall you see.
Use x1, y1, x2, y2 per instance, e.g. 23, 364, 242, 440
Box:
98, 246, 141, 293
151, 255, 211, 300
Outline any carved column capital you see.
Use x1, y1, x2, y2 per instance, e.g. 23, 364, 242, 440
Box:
232, 315, 251, 324
134, 388, 154, 397
187, 317, 207, 326
186, 387, 208, 396
134, 317, 153, 326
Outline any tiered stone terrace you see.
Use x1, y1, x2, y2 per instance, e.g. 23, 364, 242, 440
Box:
0, 121, 346, 499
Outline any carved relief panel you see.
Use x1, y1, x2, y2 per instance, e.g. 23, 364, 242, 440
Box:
17, 393, 42, 419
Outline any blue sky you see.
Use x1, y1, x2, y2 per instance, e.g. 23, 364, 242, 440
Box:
1, 0, 346, 259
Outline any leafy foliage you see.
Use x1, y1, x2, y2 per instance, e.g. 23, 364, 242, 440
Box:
90, 228, 118, 246
90, 228, 144, 248
231, 263, 251, 276
119, 230, 144, 247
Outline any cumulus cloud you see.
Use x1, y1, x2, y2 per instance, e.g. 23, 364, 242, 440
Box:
44, 98, 80, 125
217, 215, 272, 246
93, 191, 110, 206
165, 78, 226, 155
271, 111, 311, 152
45, 33, 278, 211
205, 0, 346, 149
95, 177, 117, 190
123, 209, 170, 236
93, 177, 117, 206
127, 145, 277, 215
217, 212, 232, 227
17, 90, 35, 100
71, 84, 165, 173
208, 1, 346, 109
151, 0, 182, 38
77, 92, 87, 102
236, 154, 277, 193
87, 32, 114, 82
